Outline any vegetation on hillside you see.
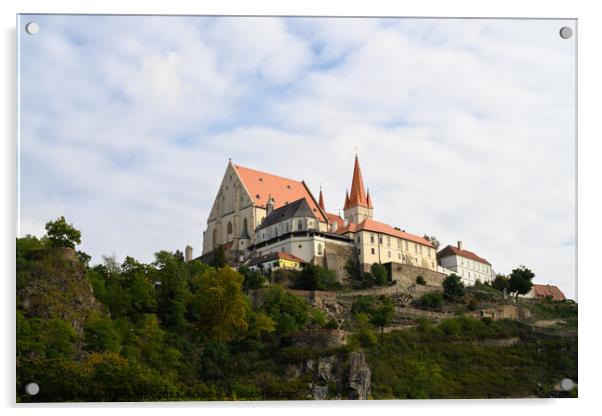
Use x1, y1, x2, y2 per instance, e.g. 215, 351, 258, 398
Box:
16, 217, 577, 401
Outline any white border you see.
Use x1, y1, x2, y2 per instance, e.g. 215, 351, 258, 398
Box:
3, 1, 601, 415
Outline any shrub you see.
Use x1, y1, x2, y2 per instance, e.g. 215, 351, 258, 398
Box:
416, 275, 426, 286
371, 263, 388, 286
440, 319, 462, 336
415, 292, 443, 310
293, 264, 339, 291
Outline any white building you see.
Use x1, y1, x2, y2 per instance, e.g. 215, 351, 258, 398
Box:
437, 241, 493, 285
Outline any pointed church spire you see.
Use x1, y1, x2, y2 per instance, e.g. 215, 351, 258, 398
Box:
348, 155, 369, 207
366, 188, 373, 209
318, 187, 325, 211
344, 189, 350, 209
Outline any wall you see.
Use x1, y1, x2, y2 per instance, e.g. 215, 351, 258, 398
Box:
386, 262, 446, 288
321, 240, 356, 282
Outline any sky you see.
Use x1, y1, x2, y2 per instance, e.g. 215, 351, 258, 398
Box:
17, 15, 576, 299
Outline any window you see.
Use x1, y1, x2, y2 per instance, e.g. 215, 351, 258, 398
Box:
398, 253, 401, 259
387, 251, 391, 258
397, 239, 401, 248
227, 222, 233, 235
387, 237, 391, 247
370, 235, 375, 243
419, 245, 422, 254
212, 229, 218, 247
379, 237, 383, 244
371, 248, 375, 255
358, 249, 361, 255
282, 247, 286, 253
414, 244, 418, 253
297, 220, 303, 231
317, 244, 323, 255
405, 240, 408, 250
298, 244, 302, 249
357, 236, 361, 243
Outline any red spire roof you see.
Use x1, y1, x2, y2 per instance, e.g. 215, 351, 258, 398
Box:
347, 155, 370, 208
318, 189, 325, 211
366, 189, 373, 209
344, 190, 350, 209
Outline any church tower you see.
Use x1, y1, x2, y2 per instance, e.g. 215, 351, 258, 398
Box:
343, 155, 374, 224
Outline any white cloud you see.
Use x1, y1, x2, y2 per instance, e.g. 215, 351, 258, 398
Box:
18, 16, 576, 298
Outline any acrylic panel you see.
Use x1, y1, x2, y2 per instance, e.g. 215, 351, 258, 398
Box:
16, 15, 577, 402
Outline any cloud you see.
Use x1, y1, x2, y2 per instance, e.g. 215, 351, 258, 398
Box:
18, 16, 576, 298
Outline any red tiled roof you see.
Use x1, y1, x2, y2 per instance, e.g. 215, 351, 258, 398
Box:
234, 164, 327, 222
532, 284, 566, 301
436, 245, 491, 265
346, 155, 370, 208
337, 218, 433, 247
247, 251, 305, 267
326, 212, 345, 230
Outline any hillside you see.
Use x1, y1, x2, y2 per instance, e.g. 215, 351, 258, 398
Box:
16, 222, 577, 402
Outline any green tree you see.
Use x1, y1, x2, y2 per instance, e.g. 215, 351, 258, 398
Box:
370, 263, 388, 286
508, 266, 535, 299
492, 274, 509, 292
211, 245, 227, 268
345, 253, 362, 280
442, 274, 465, 301
370, 298, 395, 334
44, 216, 81, 249
293, 264, 339, 291
84, 315, 121, 353
189, 267, 249, 342
260, 285, 310, 333
353, 312, 378, 347
154, 251, 191, 331
238, 265, 267, 291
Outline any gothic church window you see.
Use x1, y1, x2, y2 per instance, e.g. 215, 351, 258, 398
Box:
227, 222, 233, 235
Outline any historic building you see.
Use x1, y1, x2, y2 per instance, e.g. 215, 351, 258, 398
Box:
201, 156, 467, 281
437, 241, 494, 285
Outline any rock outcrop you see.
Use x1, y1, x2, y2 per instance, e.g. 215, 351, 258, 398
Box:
348, 351, 371, 400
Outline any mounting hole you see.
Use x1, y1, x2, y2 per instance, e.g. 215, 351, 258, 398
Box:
25, 382, 40, 395
560, 378, 575, 391
25, 22, 39, 35
559, 26, 573, 39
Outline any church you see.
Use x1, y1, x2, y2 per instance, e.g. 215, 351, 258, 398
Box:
200, 156, 444, 282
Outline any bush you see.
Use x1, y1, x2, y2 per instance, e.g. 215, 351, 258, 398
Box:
371, 263, 388, 286
442, 274, 465, 301
292, 264, 339, 291
415, 292, 443, 310
416, 276, 426, 286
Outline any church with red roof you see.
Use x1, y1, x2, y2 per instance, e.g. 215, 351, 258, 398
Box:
200, 156, 463, 279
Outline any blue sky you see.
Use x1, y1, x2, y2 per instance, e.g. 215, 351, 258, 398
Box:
18, 15, 576, 298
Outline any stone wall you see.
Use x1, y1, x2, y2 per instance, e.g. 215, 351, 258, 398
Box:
288, 329, 347, 351
321, 241, 356, 282
385, 262, 446, 288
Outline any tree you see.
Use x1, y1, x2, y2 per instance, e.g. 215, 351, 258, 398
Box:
260, 285, 310, 334
189, 267, 249, 342
370, 263, 388, 286
370, 298, 395, 334
211, 245, 227, 268
238, 265, 267, 291
508, 266, 535, 299
293, 264, 338, 291
492, 274, 509, 292
345, 253, 362, 280
423, 235, 441, 251
44, 216, 81, 249
442, 274, 465, 301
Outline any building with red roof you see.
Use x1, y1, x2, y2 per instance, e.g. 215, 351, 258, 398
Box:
201, 156, 450, 276
524, 284, 566, 301
437, 241, 494, 285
